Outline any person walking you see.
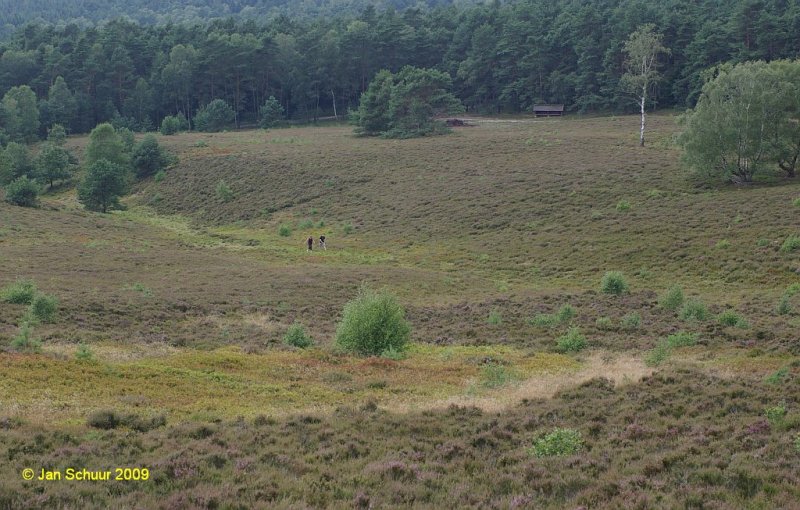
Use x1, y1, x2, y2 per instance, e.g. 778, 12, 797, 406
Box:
307, 236, 313, 251
319, 235, 326, 250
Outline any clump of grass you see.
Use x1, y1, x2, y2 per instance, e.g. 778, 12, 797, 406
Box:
645, 340, 671, 366
75, 343, 95, 361
776, 295, 792, 315
529, 313, 558, 328
556, 304, 576, 322
1, 279, 37, 304
595, 316, 614, 330
659, 285, 684, 311
215, 180, 234, 202
765, 367, 789, 385
193, 140, 208, 147
793, 197, 800, 208
666, 331, 698, 348
615, 199, 631, 212
555, 327, 587, 353
715, 239, 731, 249
795, 434, 800, 453
600, 271, 629, 295
717, 309, 748, 328
125, 282, 152, 297
679, 299, 709, 322
298, 218, 314, 229
11, 322, 41, 353
381, 346, 406, 361
25, 293, 58, 324
480, 364, 520, 389
786, 284, 800, 296
343, 222, 355, 234
621, 312, 641, 330
278, 224, 292, 237
154, 170, 166, 183
529, 428, 584, 457
487, 309, 502, 325
765, 404, 787, 426
757, 238, 770, 247
780, 235, 800, 253
283, 322, 313, 349
646, 189, 663, 198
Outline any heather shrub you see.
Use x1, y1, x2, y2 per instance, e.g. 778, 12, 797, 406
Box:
717, 309, 748, 328
621, 312, 641, 330
1, 279, 37, 304
666, 331, 697, 348
283, 322, 313, 349
335, 286, 411, 356
595, 316, 614, 330
600, 271, 629, 295
555, 327, 586, 353
87, 410, 121, 429
529, 313, 558, 328
765, 404, 787, 426
530, 428, 584, 457
765, 367, 789, 385
776, 295, 792, 315
659, 285, 684, 311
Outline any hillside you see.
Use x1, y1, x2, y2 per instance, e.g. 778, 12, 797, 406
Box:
1, 115, 800, 508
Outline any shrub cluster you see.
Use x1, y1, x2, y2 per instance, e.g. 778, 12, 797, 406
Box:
530, 428, 584, 457
555, 327, 587, 353
284, 322, 313, 349
335, 286, 410, 356
600, 271, 629, 295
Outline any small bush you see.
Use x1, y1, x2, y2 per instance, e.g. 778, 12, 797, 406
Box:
154, 170, 166, 183
1, 279, 37, 304
679, 299, 709, 322
666, 331, 697, 348
786, 283, 800, 296
381, 346, 406, 361
556, 304, 576, 322
530, 428, 584, 457
757, 238, 770, 247
645, 341, 671, 366
75, 343, 94, 361
529, 313, 558, 328
600, 271, 629, 295
343, 222, 355, 234
278, 224, 291, 237
659, 285, 685, 311
793, 197, 800, 208
765, 404, 787, 426
283, 322, 313, 349
3, 176, 39, 207
160, 115, 182, 135
487, 310, 502, 325
298, 218, 314, 229
10, 322, 41, 353
621, 312, 641, 330
480, 364, 519, 389
195, 99, 235, 132
595, 316, 614, 330
715, 239, 731, 249
781, 235, 800, 253
717, 309, 748, 328
335, 286, 411, 356
26, 293, 58, 323
215, 180, 234, 202
765, 367, 789, 385
555, 327, 587, 353
776, 295, 792, 315
132, 135, 170, 179
87, 410, 121, 429
615, 199, 631, 212
795, 434, 800, 453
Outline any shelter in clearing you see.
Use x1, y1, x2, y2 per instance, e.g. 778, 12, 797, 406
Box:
533, 104, 565, 117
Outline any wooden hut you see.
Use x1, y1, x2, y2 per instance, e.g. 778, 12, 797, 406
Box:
533, 104, 565, 117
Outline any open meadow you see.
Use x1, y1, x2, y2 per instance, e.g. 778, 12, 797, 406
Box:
2, 114, 800, 508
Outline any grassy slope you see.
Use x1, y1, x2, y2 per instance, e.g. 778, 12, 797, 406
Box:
1, 114, 800, 508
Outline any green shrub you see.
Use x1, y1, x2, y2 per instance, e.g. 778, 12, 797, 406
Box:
595, 316, 614, 330
75, 343, 95, 361
717, 309, 748, 328
659, 285, 684, 311
154, 170, 166, 183
1, 279, 37, 304
776, 295, 792, 315
715, 239, 731, 249
645, 341, 671, 366
781, 235, 800, 253
283, 322, 313, 349
343, 222, 355, 234
793, 197, 800, 208
298, 218, 314, 229
132, 135, 170, 179
215, 180, 234, 202
786, 283, 800, 297
11, 322, 41, 353
556, 304, 576, 322
381, 346, 406, 361
666, 331, 697, 348
487, 309, 502, 325
757, 238, 770, 247
795, 434, 800, 453
335, 286, 411, 356
555, 327, 587, 353
765, 404, 787, 426
529, 313, 558, 328
679, 299, 709, 322
480, 364, 519, 389
26, 293, 58, 323
615, 199, 631, 212
765, 367, 789, 385
3, 175, 39, 207
530, 428, 584, 457
621, 312, 641, 330
259, 96, 285, 128
87, 410, 120, 430
600, 271, 629, 295
278, 224, 291, 237
195, 99, 235, 132
160, 115, 182, 135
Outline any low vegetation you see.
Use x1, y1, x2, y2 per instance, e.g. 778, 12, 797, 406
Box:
335, 286, 411, 356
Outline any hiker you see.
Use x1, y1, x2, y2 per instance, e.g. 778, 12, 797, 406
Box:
307, 236, 313, 251
319, 235, 326, 250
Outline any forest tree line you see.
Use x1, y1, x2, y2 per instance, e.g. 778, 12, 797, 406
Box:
1, 0, 799, 138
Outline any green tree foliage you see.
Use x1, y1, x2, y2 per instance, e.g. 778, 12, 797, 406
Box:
35, 143, 73, 188
679, 61, 797, 183
47, 124, 68, 146
3, 175, 39, 207
335, 286, 411, 356
355, 67, 463, 138
194, 99, 235, 132
78, 159, 128, 213
1, 85, 39, 142
85, 123, 130, 169
0, 142, 34, 185
259, 96, 284, 128
41, 76, 77, 131
131, 135, 169, 179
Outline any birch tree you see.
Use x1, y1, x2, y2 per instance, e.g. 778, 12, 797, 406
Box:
621, 24, 669, 147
